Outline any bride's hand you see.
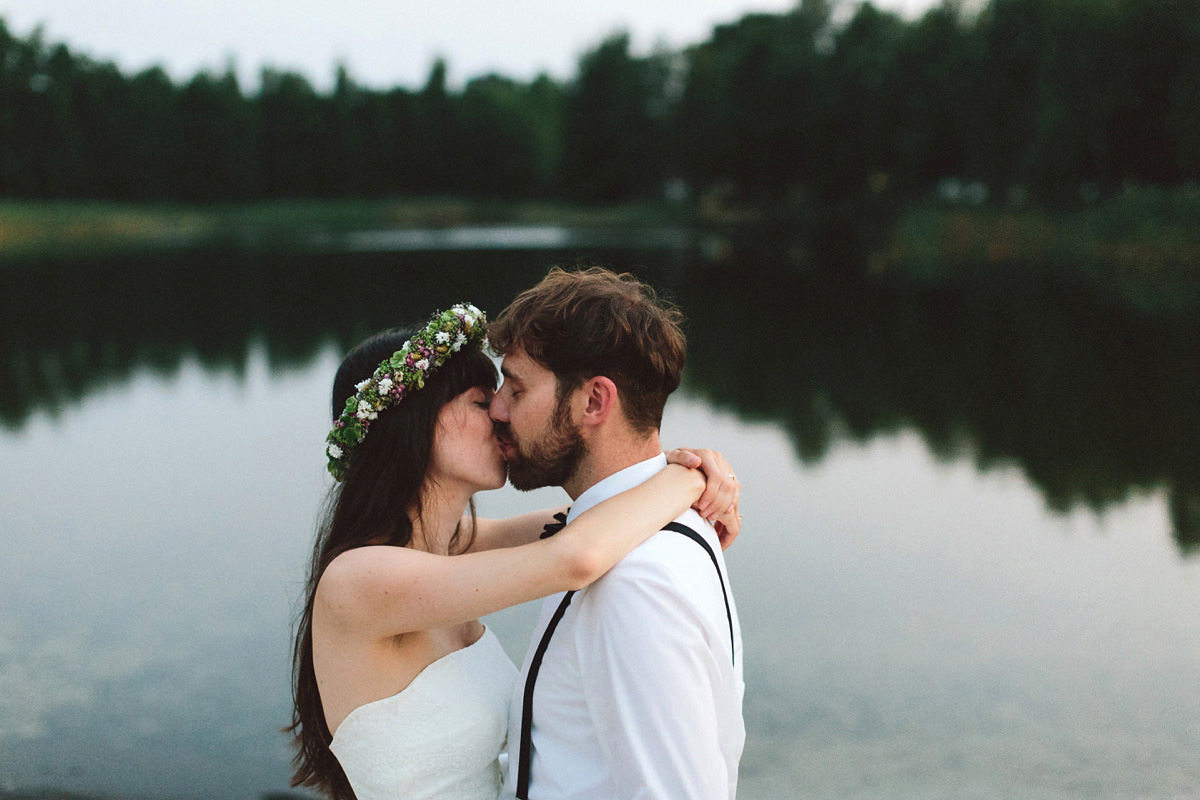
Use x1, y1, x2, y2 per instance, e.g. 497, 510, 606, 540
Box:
665, 447, 741, 549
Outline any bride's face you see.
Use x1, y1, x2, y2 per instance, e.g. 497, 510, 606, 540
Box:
427, 385, 507, 494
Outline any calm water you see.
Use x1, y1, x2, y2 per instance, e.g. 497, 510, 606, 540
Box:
1, 230, 1198, 799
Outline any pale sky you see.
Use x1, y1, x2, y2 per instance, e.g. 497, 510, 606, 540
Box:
2, 0, 939, 90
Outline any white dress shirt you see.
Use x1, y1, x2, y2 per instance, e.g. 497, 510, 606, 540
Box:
502, 454, 745, 799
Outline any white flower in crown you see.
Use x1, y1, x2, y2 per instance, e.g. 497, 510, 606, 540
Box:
327, 443, 343, 459
435, 331, 451, 344
356, 400, 378, 421
454, 332, 467, 347
355, 379, 371, 392
377, 377, 394, 395
415, 358, 430, 371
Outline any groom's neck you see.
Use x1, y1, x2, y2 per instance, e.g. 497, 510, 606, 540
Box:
564, 430, 661, 500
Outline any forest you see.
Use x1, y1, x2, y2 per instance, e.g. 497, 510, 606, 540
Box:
1, 0, 1198, 212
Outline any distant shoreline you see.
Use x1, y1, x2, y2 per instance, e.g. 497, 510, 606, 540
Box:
0, 197, 695, 261
1, 190, 1198, 275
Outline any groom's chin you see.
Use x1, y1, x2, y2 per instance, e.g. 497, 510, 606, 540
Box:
504, 436, 585, 492
505, 465, 546, 492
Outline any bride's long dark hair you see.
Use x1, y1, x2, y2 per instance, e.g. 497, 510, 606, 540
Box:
287, 327, 497, 800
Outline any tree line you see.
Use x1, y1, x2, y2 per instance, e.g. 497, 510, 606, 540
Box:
2, 0, 1198, 208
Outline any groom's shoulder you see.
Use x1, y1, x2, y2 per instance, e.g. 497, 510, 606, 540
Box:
582, 513, 730, 625
609, 510, 724, 578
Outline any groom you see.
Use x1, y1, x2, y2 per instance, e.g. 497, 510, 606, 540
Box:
488, 267, 745, 799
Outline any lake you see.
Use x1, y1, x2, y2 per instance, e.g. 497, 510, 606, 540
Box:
1, 226, 1198, 799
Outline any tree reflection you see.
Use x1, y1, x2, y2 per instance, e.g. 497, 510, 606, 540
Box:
671, 242, 1200, 555
1, 242, 1196, 553
0, 247, 547, 426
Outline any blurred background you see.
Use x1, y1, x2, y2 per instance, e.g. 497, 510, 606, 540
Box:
1, 1, 1198, 798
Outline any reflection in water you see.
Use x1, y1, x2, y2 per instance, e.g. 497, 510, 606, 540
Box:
673, 249, 1200, 555
0, 238, 1197, 552
0, 247, 549, 423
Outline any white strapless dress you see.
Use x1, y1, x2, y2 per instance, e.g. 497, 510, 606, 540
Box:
331, 628, 518, 800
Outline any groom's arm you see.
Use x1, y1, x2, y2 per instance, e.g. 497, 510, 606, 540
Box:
573, 533, 737, 799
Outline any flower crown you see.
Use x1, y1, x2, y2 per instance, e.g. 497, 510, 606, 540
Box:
325, 302, 487, 481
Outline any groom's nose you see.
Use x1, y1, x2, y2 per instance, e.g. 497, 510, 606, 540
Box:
488, 389, 509, 422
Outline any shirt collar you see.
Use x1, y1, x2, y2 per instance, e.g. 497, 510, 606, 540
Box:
565, 453, 667, 524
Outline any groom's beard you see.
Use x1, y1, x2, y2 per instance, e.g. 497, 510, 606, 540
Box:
497, 397, 585, 492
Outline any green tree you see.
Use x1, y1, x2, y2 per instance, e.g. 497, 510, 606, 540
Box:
0, 20, 25, 193
455, 73, 562, 198
178, 68, 258, 201
112, 67, 181, 200
1106, 0, 1197, 185
256, 68, 323, 197
888, 2, 983, 195
972, 0, 1046, 198
319, 65, 370, 196
557, 33, 673, 202
1167, 10, 1200, 180
819, 4, 906, 199
407, 59, 456, 194
675, 5, 833, 204
10, 36, 87, 198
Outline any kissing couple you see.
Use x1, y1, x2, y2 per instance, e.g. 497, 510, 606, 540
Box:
290, 266, 745, 799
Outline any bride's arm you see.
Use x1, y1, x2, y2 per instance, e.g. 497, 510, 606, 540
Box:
469, 447, 740, 552
317, 464, 705, 637
468, 506, 570, 552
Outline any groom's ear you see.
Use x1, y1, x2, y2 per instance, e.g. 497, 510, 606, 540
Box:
579, 376, 618, 427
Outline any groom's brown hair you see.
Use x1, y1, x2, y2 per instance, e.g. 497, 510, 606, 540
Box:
489, 266, 686, 433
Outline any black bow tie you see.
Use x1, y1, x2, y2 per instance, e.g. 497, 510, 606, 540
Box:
540, 510, 569, 539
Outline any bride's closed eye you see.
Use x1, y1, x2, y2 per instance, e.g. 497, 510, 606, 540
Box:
471, 387, 493, 409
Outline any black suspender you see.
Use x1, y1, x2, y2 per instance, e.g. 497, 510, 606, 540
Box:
660, 521, 736, 667
515, 587, 575, 799
515, 522, 734, 799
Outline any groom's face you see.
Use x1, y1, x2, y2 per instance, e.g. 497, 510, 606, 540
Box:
490, 347, 585, 491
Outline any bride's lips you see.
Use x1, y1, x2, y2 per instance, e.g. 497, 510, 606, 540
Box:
497, 438, 514, 461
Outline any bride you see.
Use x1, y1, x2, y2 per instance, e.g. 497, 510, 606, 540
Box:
287, 304, 739, 800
